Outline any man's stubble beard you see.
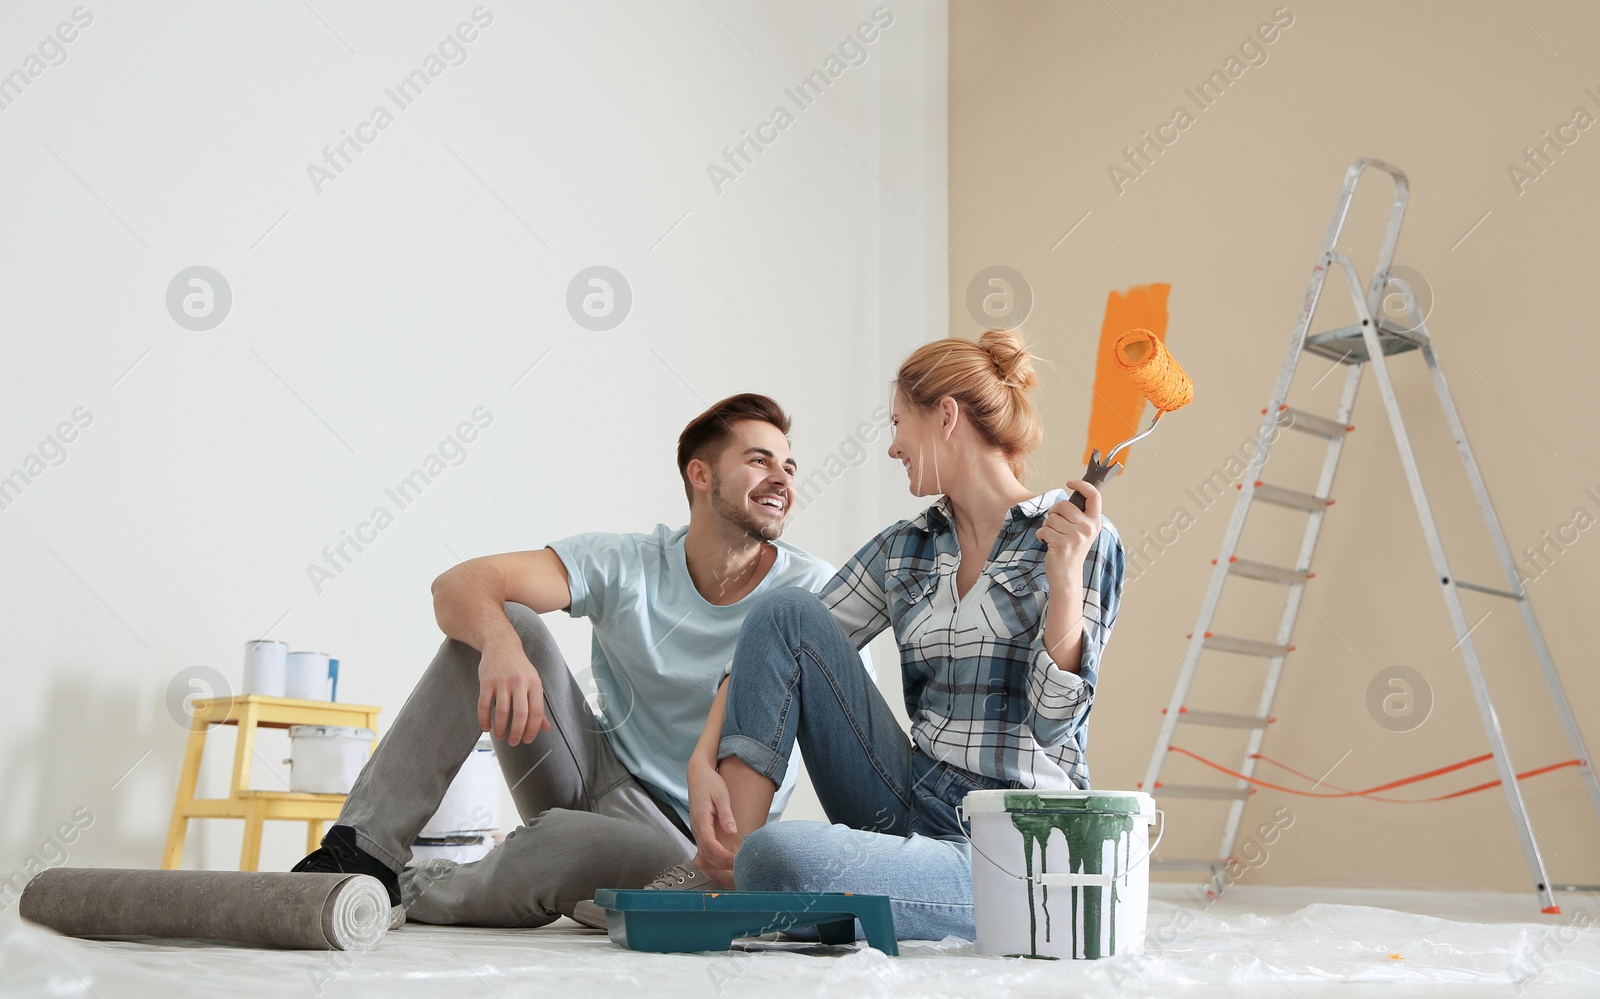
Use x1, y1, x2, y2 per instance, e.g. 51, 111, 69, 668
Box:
710, 468, 784, 543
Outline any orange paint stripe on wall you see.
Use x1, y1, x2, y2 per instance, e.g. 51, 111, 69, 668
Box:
1084, 283, 1171, 468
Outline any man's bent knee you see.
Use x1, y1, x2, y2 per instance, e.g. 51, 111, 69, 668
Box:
501, 601, 564, 671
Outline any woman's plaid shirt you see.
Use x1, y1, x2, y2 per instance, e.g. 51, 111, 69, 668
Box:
820, 489, 1125, 790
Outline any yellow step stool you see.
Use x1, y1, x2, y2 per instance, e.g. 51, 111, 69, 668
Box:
163, 694, 380, 871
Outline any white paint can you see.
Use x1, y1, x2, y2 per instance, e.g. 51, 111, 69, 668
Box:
242, 640, 288, 697
286, 725, 374, 794
419, 734, 501, 837
285, 651, 332, 701
963, 789, 1161, 960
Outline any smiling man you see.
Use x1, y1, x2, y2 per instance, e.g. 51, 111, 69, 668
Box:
292, 394, 839, 930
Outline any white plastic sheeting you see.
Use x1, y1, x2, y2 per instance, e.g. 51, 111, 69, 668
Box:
3, 884, 1596, 998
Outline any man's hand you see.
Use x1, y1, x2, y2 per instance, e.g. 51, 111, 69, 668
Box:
476, 637, 551, 747
688, 756, 739, 873
1038, 478, 1103, 589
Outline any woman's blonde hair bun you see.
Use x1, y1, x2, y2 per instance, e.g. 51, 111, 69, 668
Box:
977, 328, 1039, 392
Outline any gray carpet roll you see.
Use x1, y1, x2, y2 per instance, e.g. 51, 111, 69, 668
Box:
19, 868, 390, 951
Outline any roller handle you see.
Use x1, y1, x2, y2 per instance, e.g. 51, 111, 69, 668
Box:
1069, 448, 1118, 512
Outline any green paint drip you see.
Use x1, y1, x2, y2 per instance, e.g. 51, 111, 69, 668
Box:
1019, 822, 1037, 956
1007, 793, 1137, 959
1041, 833, 1051, 942
1064, 841, 1073, 947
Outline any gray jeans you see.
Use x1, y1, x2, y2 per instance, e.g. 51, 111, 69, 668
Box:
337, 602, 695, 927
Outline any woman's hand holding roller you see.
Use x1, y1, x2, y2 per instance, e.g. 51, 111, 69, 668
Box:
1036, 479, 1102, 672
1038, 479, 1102, 588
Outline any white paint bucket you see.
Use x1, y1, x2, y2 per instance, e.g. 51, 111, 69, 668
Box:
242, 640, 288, 697
286, 725, 374, 794
419, 735, 500, 837
962, 789, 1161, 960
285, 651, 332, 701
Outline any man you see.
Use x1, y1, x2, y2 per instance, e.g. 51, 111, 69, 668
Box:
293, 394, 838, 929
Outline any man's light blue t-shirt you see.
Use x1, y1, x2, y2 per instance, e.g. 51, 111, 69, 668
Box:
549, 525, 842, 828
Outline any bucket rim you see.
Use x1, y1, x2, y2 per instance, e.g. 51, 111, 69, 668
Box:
962, 788, 1155, 819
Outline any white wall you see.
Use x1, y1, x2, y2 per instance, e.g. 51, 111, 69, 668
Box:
0, 0, 947, 878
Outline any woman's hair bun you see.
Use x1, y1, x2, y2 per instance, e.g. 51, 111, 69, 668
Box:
978, 328, 1038, 392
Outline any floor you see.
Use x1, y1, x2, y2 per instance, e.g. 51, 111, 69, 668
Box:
3, 884, 1597, 997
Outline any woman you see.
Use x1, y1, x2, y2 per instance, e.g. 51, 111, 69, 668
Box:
681, 329, 1125, 940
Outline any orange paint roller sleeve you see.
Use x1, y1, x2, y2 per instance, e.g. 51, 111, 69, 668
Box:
1112, 328, 1194, 413
1084, 283, 1168, 469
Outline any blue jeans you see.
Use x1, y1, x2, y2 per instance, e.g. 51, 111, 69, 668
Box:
718, 588, 1012, 941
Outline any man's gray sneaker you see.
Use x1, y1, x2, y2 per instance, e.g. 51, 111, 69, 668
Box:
644, 861, 716, 891
571, 861, 720, 930
570, 898, 608, 930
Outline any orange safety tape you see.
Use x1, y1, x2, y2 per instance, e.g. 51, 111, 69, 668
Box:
1251, 751, 1495, 795
1166, 746, 1582, 803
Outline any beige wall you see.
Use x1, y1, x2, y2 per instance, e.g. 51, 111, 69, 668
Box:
950, 0, 1600, 892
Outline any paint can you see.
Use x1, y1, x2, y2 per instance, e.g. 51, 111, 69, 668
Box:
962, 789, 1161, 960
285, 725, 374, 794
242, 640, 288, 697
285, 651, 332, 701
418, 734, 500, 838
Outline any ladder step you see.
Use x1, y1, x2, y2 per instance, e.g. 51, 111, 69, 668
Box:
1279, 406, 1352, 440
1201, 633, 1295, 658
1178, 709, 1274, 730
1304, 321, 1427, 364
1453, 579, 1526, 601
1151, 857, 1227, 872
1224, 557, 1313, 585
1155, 783, 1253, 801
1248, 481, 1333, 512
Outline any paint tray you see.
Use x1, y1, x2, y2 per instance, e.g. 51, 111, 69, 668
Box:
592, 889, 898, 956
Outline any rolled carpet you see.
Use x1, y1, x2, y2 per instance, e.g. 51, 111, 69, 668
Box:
19, 868, 390, 951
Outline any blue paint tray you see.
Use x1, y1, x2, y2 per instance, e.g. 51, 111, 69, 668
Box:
592, 889, 898, 956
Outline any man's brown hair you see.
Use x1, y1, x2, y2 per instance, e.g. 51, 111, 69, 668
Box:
676, 394, 792, 505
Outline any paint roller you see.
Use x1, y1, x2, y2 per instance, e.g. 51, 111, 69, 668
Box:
1069, 328, 1193, 511
19, 868, 390, 950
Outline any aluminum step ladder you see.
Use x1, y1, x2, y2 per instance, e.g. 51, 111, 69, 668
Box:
1140, 157, 1600, 913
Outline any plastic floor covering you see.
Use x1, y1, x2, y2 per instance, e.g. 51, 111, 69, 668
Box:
3, 883, 1597, 997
